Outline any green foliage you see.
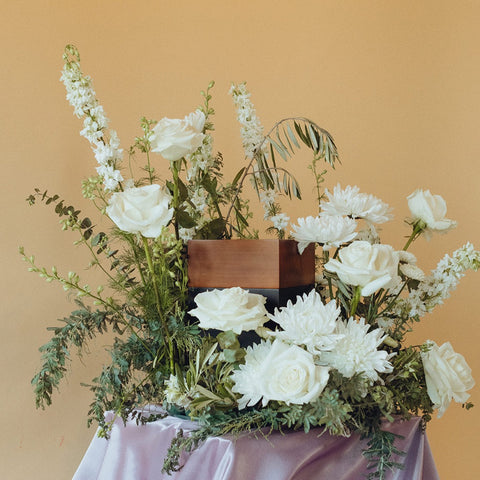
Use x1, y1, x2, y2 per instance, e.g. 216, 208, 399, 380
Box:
364, 430, 406, 480
31, 301, 120, 409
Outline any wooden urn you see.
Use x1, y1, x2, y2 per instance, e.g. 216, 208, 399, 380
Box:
187, 239, 315, 313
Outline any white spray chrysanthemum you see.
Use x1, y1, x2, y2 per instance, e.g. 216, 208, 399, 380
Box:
321, 184, 393, 224
268, 290, 343, 354
291, 215, 358, 254
321, 318, 394, 383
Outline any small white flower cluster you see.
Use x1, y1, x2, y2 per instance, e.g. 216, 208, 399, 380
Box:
60, 48, 123, 191
394, 243, 480, 317
186, 134, 214, 181
258, 188, 290, 234
259, 189, 277, 219
164, 374, 194, 409
229, 82, 268, 159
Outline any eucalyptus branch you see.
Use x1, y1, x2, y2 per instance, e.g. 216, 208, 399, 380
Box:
19, 248, 153, 355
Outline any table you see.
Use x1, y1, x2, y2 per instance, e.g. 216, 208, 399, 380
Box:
73, 408, 439, 479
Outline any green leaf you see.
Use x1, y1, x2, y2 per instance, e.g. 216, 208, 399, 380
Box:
177, 179, 189, 203
80, 217, 92, 229
286, 123, 300, 148
91, 232, 106, 247
201, 176, 218, 198
176, 210, 197, 228
269, 138, 288, 161
308, 125, 318, 151
231, 168, 245, 187
216, 331, 239, 350
223, 348, 246, 363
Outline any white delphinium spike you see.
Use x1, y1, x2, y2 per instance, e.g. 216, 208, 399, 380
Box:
60, 45, 123, 191
230, 82, 268, 159
394, 243, 480, 318
186, 134, 214, 181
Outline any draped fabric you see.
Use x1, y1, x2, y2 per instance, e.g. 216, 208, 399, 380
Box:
73, 409, 439, 480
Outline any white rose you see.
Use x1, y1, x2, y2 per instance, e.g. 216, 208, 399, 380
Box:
106, 184, 173, 238
189, 287, 268, 334
421, 340, 475, 417
324, 241, 400, 296
150, 110, 205, 161
407, 189, 456, 234
231, 339, 330, 408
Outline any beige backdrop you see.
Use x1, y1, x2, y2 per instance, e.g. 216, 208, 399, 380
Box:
2, 1, 479, 478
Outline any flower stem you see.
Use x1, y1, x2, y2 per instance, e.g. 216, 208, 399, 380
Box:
350, 286, 362, 317
403, 221, 425, 251
170, 160, 181, 240
142, 236, 174, 372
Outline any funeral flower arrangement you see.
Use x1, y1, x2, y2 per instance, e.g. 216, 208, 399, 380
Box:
21, 45, 478, 479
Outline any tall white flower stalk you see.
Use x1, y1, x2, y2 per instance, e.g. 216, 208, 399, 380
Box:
230, 82, 269, 160
394, 243, 480, 318
60, 45, 123, 192
230, 83, 291, 237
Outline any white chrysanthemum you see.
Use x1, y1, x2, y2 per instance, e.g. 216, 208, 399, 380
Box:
231, 339, 330, 409
321, 184, 393, 224
321, 318, 394, 383
268, 290, 343, 354
291, 215, 358, 254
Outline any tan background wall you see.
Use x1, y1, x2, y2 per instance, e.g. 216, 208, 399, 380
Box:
1, 1, 479, 478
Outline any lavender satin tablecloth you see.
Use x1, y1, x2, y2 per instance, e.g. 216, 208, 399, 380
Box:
73, 409, 439, 480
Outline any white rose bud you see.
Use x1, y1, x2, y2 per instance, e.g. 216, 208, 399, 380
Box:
421, 340, 475, 417
190, 287, 268, 334
324, 241, 400, 296
106, 184, 173, 238
150, 110, 206, 161
407, 189, 456, 235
